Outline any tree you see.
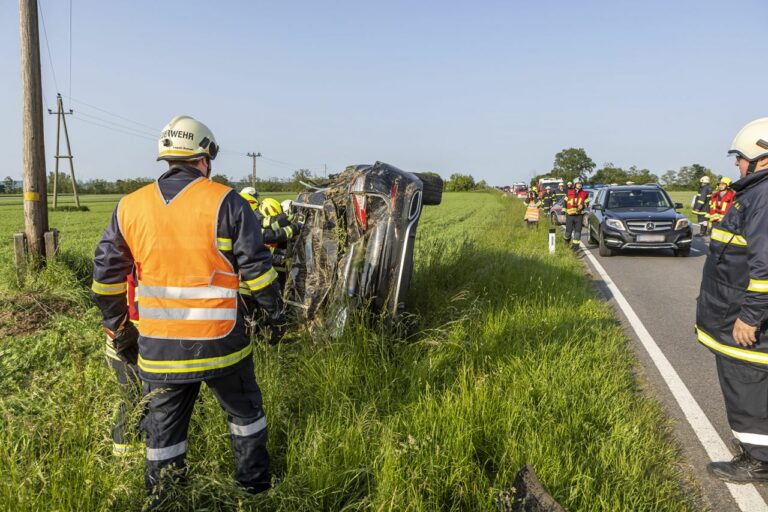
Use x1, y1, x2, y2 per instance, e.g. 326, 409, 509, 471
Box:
3, 176, 13, 194
590, 163, 628, 185
660, 170, 678, 187
445, 173, 476, 192
291, 169, 313, 186
552, 148, 595, 182
211, 174, 233, 188
626, 166, 658, 185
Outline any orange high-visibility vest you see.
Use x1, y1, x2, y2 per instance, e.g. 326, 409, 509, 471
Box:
118, 178, 239, 340
709, 189, 735, 223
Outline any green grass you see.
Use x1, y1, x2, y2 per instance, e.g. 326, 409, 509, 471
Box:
666, 190, 697, 222
0, 191, 700, 510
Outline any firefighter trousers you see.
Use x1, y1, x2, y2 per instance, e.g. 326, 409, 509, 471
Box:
717, 357, 768, 461
107, 348, 145, 457
141, 357, 270, 497
564, 215, 583, 247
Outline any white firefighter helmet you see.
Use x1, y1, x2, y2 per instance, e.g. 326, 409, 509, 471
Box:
240, 186, 258, 198
157, 115, 219, 162
729, 117, 768, 161
573, 177, 583, 185
700, 176, 710, 184
281, 199, 293, 213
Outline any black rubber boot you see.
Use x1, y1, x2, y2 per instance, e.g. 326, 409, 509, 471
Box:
707, 440, 768, 483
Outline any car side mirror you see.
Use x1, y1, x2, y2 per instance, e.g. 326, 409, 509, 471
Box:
592, 204, 603, 211
674, 202, 683, 209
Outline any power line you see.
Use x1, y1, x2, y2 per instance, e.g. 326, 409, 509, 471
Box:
69, 115, 155, 142
37, 0, 60, 94
74, 110, 156, 138
68, 0, 72, 98
64, 96, 158, 130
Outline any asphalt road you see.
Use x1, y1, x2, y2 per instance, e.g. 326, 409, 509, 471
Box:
579, 232, 768, 511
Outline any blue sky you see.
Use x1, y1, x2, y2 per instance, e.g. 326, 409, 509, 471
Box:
2, 0, 766, 185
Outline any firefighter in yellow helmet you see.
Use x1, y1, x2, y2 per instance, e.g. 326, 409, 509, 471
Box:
697, 118, 768, 483
92, 116, 282, 505
708, 176, 735, 225
257, 197, 302, 289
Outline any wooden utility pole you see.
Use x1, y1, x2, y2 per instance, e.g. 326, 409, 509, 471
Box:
48, 93, 80, 208
247, 152, 261, 189
19, 0, 48, 258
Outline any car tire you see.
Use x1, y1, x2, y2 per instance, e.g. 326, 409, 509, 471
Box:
588, 228, 598, 246
415, 173, 443, 205
674, 247, 691, 257
598, 231, 614, 257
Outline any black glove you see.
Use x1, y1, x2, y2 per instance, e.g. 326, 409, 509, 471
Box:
106, 321, 139, 362
268, 312, 288, 346
290, 221, 303, 237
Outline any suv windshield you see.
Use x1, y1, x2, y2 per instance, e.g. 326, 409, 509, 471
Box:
605, 189, 671, 210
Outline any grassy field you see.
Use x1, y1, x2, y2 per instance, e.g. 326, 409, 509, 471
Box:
666, 190, 697, 222
0, 191, 700, 511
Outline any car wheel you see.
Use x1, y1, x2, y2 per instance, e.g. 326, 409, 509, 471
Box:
674, 247, 691, 257
415, 173, 443, 205
588, 227, 598, 246
598, 230, 614, 257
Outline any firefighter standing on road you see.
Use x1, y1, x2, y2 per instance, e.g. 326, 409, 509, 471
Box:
92, 116, 284, 505
563, 178, 588, 251
696, 118, 768, 483
709, 176, 736, 226
552, 182, 567, 204
693, 176, 712, 236
540, 185, 554, 216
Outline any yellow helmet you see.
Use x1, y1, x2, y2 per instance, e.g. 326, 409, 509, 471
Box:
719, 176, 732, 187
239, 189, 259, 211
258, 197, 282, 217
157, 116, 219, 162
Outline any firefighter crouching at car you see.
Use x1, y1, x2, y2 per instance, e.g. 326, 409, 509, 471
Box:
258, 198, 301, 289
709, 176, 735, 227
696, 117, 768, 483
563, 178, 588, 251
105, 271, 144, 458
91, 116, 284, 505
693, 176, 712, 236
237, 192, 301, 292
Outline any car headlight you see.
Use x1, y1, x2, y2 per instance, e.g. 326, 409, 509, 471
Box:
675, 218, 689, 230
605, 218, 625, 231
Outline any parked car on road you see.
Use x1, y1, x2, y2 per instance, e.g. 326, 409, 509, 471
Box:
284, 162, 443, 334
586, 185, 693, 257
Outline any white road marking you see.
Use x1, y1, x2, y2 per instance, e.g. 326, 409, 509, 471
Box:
580, 244, 768, 512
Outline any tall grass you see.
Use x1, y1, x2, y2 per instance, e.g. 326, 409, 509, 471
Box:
0, 192, 700, 510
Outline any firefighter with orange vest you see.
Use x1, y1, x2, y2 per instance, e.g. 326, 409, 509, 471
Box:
708, 176, 735, 226
696, 118, 768, 482
92, 116, 283, 504
563, 178, 589, 251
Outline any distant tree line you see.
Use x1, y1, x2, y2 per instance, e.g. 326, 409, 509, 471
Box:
0, 169, 320, 195
444, 173, 488, 192
528, 147, 721, 190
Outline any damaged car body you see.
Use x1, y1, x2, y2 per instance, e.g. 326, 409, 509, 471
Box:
283, 161, 443, 333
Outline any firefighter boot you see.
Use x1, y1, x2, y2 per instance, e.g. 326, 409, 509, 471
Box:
707, 440, 768, 483
699, 223, 708, 237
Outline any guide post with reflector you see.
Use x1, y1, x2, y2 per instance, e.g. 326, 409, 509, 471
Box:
548, 227, 556, 254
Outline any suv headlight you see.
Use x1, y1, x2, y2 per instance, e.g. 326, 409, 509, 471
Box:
605, 218, 625, 231
675, 218, 690, 230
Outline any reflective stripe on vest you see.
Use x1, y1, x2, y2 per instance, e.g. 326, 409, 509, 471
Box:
118, 179, 239, 341
696, 326, 768, 365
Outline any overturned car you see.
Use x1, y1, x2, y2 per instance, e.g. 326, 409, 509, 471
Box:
283, 162, 443, 333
